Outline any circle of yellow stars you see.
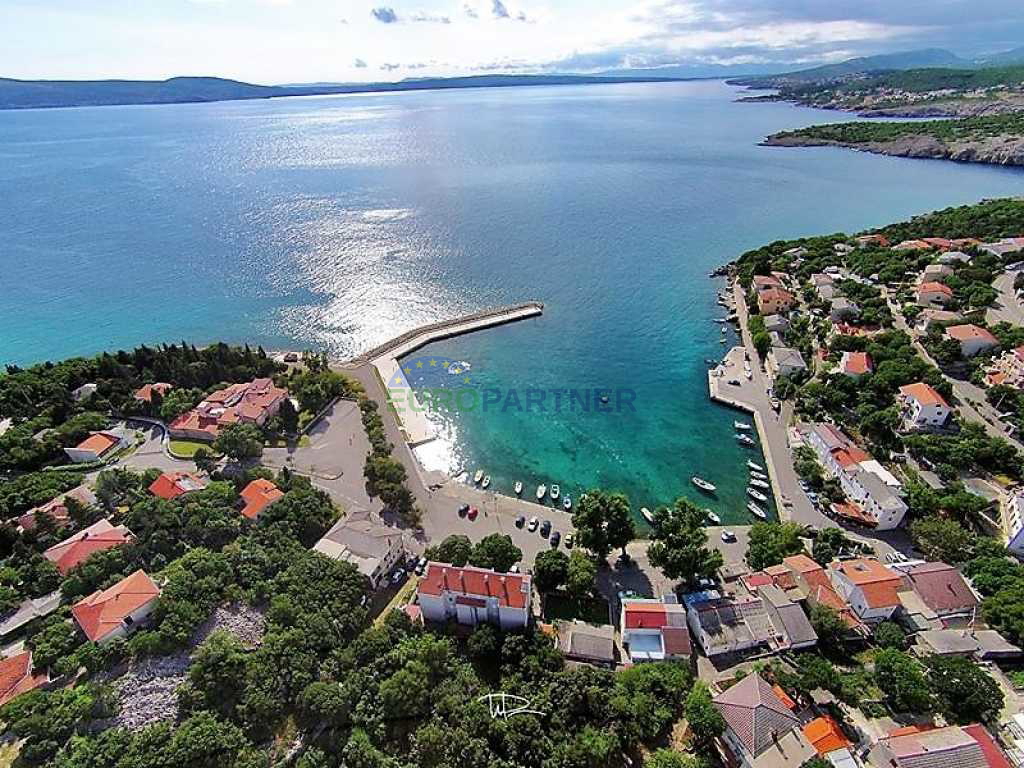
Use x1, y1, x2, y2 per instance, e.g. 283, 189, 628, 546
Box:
403, 358, 471, 384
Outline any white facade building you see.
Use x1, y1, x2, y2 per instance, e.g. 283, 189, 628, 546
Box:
417, 563, 531, 630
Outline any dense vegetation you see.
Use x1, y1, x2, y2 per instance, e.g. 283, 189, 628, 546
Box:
772, 112, 1024, 146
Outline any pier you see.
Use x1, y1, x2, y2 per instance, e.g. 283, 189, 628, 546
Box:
345, 301, 544, 446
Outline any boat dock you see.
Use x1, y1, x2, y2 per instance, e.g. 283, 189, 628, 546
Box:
346, 302, 544, 446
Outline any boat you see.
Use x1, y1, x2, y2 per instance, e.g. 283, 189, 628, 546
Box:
749, 470, 768, 481
563, 496, 572, 511
691, 476, 717, 493
641, 507, 655, 524
482, 475, 491, 489
720, 338, 727, 344
550, 484, 560, 501
705, 358, 718, 365
705, 509, 721, 525
747, 460, 765, 472
536, 484, 547, 501
473, 469, 483, 484
747, 502, 767, 519
734, 421, 752, 431
747, 487, 768, 503
514, 481, 523, 496
736, 434, 756, 446
750, 478, 770, 490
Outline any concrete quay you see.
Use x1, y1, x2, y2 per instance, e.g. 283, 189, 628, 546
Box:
342, 302, 543, 447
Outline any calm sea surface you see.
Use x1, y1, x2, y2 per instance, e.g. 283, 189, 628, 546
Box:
2, 80, 1023, 521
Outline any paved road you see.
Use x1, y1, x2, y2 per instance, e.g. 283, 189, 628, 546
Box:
988, 270, 1024, 327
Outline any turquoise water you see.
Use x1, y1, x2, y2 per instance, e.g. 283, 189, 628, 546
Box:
2, 81, 1023, 521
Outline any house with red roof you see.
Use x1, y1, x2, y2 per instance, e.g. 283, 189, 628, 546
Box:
63, 431, 124, 463
134, 382, 172, 403
856, 234, 890, 248
0, 651, 48, 707
71, 570, 161, 644
782, 553, 831, 595
893, 239, 934, 252
839, 351, 873, 379
898, 382, 952, 431
168, 378, 288, 442
916, 281, 954, 308
945, 324, 999, 358
829, 558, 903, 624
985, 346, 1024, 389
417, 563, 531, 630
714, 672, 817, 768
148, 471, 209, 501
922, 237, 955, 251
239, 478, 284, 520
620, 597, 692, 664
757, 287, 797, 316
44, 519, 133, 575
804, 714, 853, 757
898, 562, 980, 626
16, 485, 96, 532
807, 582, 867, 635
868, 723, 1011, 768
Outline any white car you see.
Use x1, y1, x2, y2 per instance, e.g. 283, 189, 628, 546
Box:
721, 530, 736, 543
527, 516, 539, 532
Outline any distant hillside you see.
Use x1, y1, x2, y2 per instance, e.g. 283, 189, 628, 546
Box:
0, 73, 683, 110
730, 49, 972, 87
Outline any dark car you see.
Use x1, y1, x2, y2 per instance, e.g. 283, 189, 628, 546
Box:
550, 531, 561, 548
458, 504, 470, 517
540, 520, 551, 538
467, 506, 479, 520
515, 515, 526, 528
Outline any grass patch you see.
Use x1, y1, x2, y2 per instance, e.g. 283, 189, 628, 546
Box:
168, 439, 210, 458
543, 592, 610, 625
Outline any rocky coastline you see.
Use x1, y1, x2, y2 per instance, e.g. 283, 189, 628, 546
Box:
762, 131, 1024, 166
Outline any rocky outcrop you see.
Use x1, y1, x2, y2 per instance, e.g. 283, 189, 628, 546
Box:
762, 132, 1024, 166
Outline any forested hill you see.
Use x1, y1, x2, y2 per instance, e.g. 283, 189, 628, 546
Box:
0, 73, 681, 110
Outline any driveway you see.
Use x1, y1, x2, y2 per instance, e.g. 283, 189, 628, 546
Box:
987, 270, 1024, 327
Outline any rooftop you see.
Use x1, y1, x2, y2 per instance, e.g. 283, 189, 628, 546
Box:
239, 478, 284, 520
901, 562, 979, 616
831, 558, 902, 608
946, 324, 998, 344
71, 569, 161, 643
73, 431, 120, 456
899, 382, 950, 409
419, 563, 530, 610
44, 519, 133, 574
714, 672, 802, 757
148, 471, 208, 501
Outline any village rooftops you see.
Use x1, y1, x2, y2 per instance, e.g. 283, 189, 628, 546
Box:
0, 651, 48, 707
71, 569, 161, 643
134, 382, 172, 402
830, 558, 903, 609
714, 672, 806, 757
17, 484, 97, 531
871, 724, 1010, 768
899, 382, 950, 410
148, 471, 209, 501
418, 563, 530, 610
804, 715, 852, 756
840, 351, 873, 376
69, 431, 121, 458
44, 519, 133, 574
239, 478, 284, 519
900, 562, 979, 617
555, 620, 616, 666
169, 378, 288, 440
917, 281, 954, 298
914, 629, 1021, 660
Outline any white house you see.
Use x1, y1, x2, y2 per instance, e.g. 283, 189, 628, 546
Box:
898, 382, 952, 431
828, 558, 902, 623
63, 431, 125, 463
945, 324, 999, 358
313, 511, 405, 589
71, 383, 97, 402
1005, 491, 1024, 557
417, 563, 531, 630
71, 570, 161, 644
916, 282, 954, 307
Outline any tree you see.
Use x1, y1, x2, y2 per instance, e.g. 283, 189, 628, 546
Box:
910, 516, 974, 564
278, 397, 299, 435
647, 749, 705, 768
193, 446, 216, 475
466, 624, 499, 661
812, 527, 852, 565
982, 581, 1024, 645
571, 490, 635, 560
566, 550, 597, 600
533, 549, 569, 594
646, 498, 723, 586
685, 681, 725, 747
924, 655, 1004, 724
964, 554, 1024, 596
746, 521, 805, 570
469, 534, 522, 573
809, 604, 847, 653
874, 649, 932, 714
213, 423, 264, 461
873, 621, 906, 650
178, 630, 250, 722
425, 535, 472, 566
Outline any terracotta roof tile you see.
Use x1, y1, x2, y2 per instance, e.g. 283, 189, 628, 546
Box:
239, 479, 284, 520
899, 382, 949, 409
419, 563, 530, 610
71, 570, 160, 643
0, 651, 48, 707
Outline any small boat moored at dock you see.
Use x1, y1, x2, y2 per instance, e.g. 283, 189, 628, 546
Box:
481, 475, 491, 489
747, 502, 767, 519
705, 509, 721, 525
749, 478, 770, 490
536, 484, 547, 501
473, 469, 484, 484
736, 434, 756, 446
734, 421, 752, 431
747, 460, 765, 472
641, 507, 655, 524
747, 487, 768, 502
514, 481, 523, 496
550, 485, 561, 501
563, 496, 572, 511
691, 476, 717, 493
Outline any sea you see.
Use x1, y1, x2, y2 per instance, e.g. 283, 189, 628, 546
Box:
2, 79, 1023, 522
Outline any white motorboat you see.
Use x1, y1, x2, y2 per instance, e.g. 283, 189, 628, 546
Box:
473, 469, 483, 484
563, 496, 572, 511
749, 470, 769, 481
736, 434, 756, 446
734, 421, 752, 431
536, 484, 547, 501
747, 487, 768, 503
705, 509, 721, 525
641, 507, 655, 524
550, 484, 561, 501
750, 478, 770, 490
691, 476, 717, 493
747, 502, 767, 519
482, 475, 491, 489
747, 460, 765, 472
514, 481, 523, 496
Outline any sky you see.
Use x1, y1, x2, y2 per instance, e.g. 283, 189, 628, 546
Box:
3, 0, 1024, 84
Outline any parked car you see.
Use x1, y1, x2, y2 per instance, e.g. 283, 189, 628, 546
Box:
550, 531, 561, 548
527, 516, 539, 532
467, 506, 479, 521
721, 530, 736, 542
565, 533, 574, 549
391, 569, 405, 585
540, 520, 551, 538
458, 504, 470, 517
728, 378, 741, 386
509, 564, 520, 573
515, 515, 526, 528
414, 556, 427, 575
